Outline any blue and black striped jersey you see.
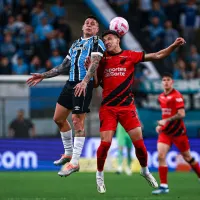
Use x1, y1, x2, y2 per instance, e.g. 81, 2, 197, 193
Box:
67, 36, 105, 82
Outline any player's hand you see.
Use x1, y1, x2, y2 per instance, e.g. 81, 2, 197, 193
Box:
74, 80, 87, 97
156, 125, 162, 134
26, 73, 44, 87
157, 119, 168, 127
173, 37, 186, 47
84, 56, 91, 69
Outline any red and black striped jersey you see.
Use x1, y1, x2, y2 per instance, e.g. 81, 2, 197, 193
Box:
97, 50, 144, 106
158, 89, 186, 136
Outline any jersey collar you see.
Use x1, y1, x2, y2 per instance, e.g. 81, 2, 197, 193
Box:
81, 36, 93, 40
107, 50, 124, 56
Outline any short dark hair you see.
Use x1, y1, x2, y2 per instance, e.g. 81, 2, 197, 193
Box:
85, 15, 99, 25
162, 72, 173, 79
102, 30, 120, 38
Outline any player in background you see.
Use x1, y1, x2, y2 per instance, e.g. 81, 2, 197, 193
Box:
116, 123, 133, 176
76, 30, 185, 193
152, 72, 200, 195
27, 16, 105, 176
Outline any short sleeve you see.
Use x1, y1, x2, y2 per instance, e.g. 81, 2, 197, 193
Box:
175, 94, 184, 110
91, 37, 106, 57
130, 51, 145, 64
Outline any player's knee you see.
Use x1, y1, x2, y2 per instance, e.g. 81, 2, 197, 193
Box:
72, 116, 83, 130
158, 153, 166, 162
182, 154, 193, 163
53, 116, 65, 127
101, 136, 112, 143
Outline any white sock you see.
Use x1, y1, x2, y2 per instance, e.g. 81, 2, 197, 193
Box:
60, 130, 73, 156
141, 166, 150, 175
97, 170, 104, 177
70, 137, 85, 166
160, 183, 168, 188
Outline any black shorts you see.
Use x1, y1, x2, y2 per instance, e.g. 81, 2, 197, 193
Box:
57, 81, 94, 114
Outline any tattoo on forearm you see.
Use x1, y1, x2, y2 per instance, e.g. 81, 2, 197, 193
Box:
83, 54, 101, 83
168, 113, 183, 122
75, 130, 85, 137
42, 57, 70, 78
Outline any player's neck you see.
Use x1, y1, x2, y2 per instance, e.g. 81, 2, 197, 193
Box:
83, 33, 94, 39
164, 88, 173, 95
109, 47, 122, 55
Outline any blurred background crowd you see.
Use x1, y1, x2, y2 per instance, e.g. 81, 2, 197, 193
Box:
0, 0, 71, 75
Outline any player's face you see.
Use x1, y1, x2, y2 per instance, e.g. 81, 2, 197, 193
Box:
162, 76, 174, 90
82, 18, 99, 37
103, 34, 120, 52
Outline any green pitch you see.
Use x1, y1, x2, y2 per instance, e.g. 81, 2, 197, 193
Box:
0, 172, 199, 200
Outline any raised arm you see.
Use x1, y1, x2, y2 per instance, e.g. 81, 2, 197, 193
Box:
27, 56, 71, 87
83, 54, 102, 83
42, 56, 71, 78
144, 38, 185, 62
74, 53, 102, 96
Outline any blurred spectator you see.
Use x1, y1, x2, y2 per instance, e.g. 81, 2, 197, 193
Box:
164, 20, 179, 48
180, 0, 200, 46
4, 15, 16, 34
54, 17, 71, 46
31, 1, 47, 28
13, 14, 26, 33
30, 56, 45, 73
108, 0, 130, 16
35, 16, 53, 41
15, 0, 31, 23
8, 109, 35, 138
138, 0, 152, 28
18, 25, 36, 46
173, 57, 187, 79
187, 45, 200, 66
50, 0, 66, 19
49, 30, 67, 54
149, 1, 166, 25
163, 20, 179, 70
0, 32, 16, 59
45, 59, 53, 71
21, 36, 36, 62
0, 56, 11, 74
164, 0, 182, 29
12, 56, 29, 74
188, 61, 198, 79
147, 16, 165, 51
49, 49, 63, 67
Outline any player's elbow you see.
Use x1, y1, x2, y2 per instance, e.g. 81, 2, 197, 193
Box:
178, 110, 185, 118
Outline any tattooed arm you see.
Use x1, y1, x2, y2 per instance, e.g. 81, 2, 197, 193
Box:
42, 56, 71, 78
157, 108, 185, 126
83, 54, 102, 83
27, 56, 71, 87
74, 54, 102, 96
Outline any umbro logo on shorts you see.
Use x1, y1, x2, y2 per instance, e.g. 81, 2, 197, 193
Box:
74, 106, 80, 110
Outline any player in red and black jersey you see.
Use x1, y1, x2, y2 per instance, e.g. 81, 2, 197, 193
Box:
75, 30, 185, 194
152, 72, 200, 195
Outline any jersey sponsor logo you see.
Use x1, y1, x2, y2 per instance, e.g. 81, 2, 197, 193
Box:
74, 106, 80, 111
162, 108, 172, 115
167, 96, 172, 99
176, 98, 183, 102
104, 67, 126, 77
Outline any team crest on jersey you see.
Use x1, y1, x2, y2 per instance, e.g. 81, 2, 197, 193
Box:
120, 58, 127, 65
